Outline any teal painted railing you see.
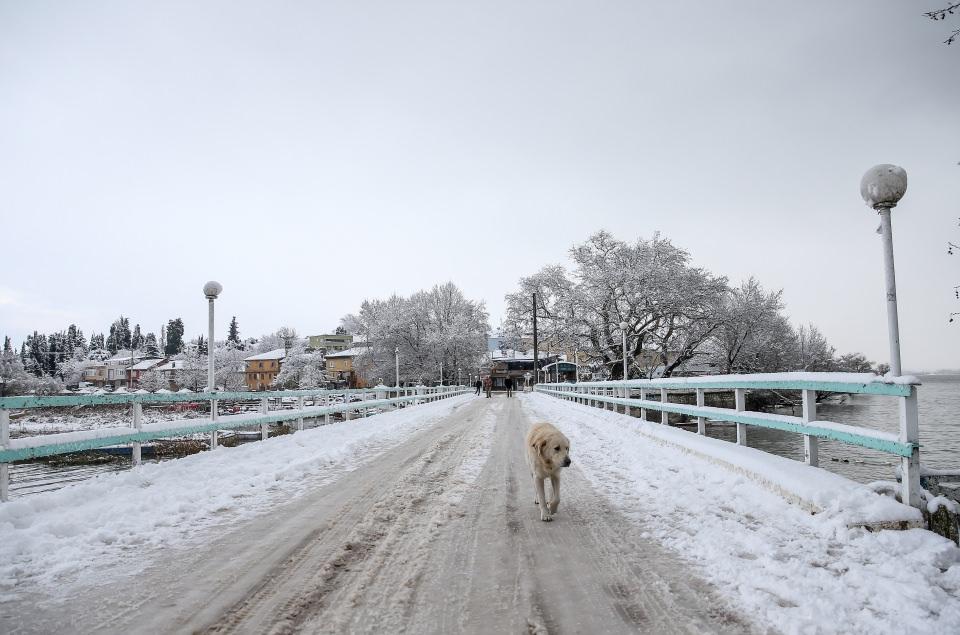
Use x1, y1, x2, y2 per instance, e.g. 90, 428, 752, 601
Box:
534, 372, 923, 508
0, 385, 468, 501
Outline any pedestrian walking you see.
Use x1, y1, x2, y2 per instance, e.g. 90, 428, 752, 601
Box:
474, 378, 483, 396
483, 376, 492, 398
505, 376, 514, 397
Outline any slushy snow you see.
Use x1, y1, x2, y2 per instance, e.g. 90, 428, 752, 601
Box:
520, 392, 960, 634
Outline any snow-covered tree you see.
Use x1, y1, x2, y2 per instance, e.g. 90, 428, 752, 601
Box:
505, 232, 727, 379
227, 316, 241, 348
143, 332, 161, 357
214, 344, 246, 391
342, 282, 488, 385
272, 342, 327, 389
706, 278, 787, 374
165, 318, 185, 355
0, 349, 32, 396
131, 324, 143, 351
138, 369, 166, 392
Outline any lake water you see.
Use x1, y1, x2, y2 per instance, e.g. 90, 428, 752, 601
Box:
702, 374, 960, 483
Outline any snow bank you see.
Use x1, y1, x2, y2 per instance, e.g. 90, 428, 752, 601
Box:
521, 393, 960, 634
0, 394, 473, 599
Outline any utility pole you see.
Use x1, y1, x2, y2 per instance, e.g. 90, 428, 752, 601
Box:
532, 293, 539, 386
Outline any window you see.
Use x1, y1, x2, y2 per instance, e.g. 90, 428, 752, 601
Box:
259, 362, 263, 369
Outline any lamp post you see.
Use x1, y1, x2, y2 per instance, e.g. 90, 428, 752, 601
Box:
860, 164, 921, 509
619, 321, 629, 380
458, 367, 461, 387
203, 280, 222, 450
395, 346, 400, 390
860, 164, 908, 376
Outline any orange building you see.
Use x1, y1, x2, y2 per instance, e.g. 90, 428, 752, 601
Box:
243, 348, 286, 391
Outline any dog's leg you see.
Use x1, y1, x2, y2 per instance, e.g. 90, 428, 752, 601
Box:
535, 477, 552, 521
549, 474, 561, 514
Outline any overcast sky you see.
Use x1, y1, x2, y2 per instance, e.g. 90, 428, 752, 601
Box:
1, 1, 958, 371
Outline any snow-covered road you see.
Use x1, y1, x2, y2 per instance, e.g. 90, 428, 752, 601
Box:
1, 393, 958, 634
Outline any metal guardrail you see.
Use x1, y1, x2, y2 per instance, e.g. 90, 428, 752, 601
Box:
535, 372, 923, 508
0, 385, 468, 501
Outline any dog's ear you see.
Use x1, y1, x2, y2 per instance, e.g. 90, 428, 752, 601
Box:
537, 440, 546, 457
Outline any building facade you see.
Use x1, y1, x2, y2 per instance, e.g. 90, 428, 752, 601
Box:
307, 334, 353, 353
244, 348, 286, 391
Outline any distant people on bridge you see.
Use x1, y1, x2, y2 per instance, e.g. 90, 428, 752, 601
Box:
474, 378, 483, 395
483, 376, 492, 398
505, 376, 514, 398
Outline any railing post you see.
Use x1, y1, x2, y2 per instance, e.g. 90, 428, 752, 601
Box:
801, 389, 818, 466
623, 385, 630, 416
210, 395, 218, 450
696, 388, 705, 435
639, 388, 646, 422
1, 408, 9, 502
132, 402, 143, 466
735, 388, 746, 445
607, 387, 614, 410
260, 397, 269, 441
900, 387, 921, 508
660, 388, 668, 425
297, 396, 305, 432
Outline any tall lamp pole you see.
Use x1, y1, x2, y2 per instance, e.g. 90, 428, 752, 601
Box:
860, 164, 921, 509
860, 165, 907, 376
619, 321, 629, 380
395, 346, 400, 390
203, 281, 223, 450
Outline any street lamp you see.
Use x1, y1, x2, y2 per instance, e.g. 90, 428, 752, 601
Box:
458, 367, 462, 386
203, 280, 222, 450
619, 321, 629, 380
395, 346, 400, 389
860, 164, 907, 376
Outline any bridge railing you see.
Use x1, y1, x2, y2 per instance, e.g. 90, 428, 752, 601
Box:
535, 372, 922, 508
0, 385, 468, 502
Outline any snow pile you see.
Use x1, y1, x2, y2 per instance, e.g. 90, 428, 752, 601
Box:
521, 393, 960, 633
0, 394, 473, 599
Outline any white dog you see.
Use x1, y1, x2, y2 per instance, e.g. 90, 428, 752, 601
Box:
525, 422, 572, 522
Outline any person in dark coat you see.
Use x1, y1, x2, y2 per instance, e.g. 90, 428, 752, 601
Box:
505, 376, 514, 397
474, 378, 483, 395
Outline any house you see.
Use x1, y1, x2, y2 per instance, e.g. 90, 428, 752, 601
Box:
154, 359, 189, 391
324, 347, 369, 388
306, 334, 353, 354
103, 353, 153, 388
81, 361, 108, 386
485, 348, 559, 391
244, 349, 286, 391
126, 358, 166, 388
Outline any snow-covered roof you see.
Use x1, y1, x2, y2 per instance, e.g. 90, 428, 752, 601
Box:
244, 348, 287, 361
489, 349, 555, 361
324, 347, 368, 359
155, 360, 187, 371
130, 358, 165, 371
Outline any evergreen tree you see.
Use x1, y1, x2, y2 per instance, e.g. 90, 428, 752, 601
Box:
3, 336, 10, 353
165, 318, 185, 355
131, 324, 143, 350
90, 332, 105, 351
106, 323, 118, 353
143, 332, 161, 357
227, 316, 241, 346
197, 334, 207, 356
159, 326, 166, 356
